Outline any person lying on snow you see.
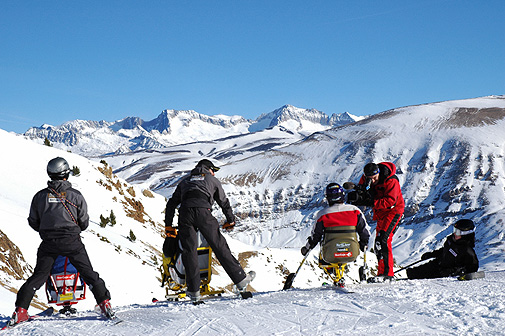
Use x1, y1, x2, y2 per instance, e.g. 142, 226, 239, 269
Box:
407, 219, 479, 280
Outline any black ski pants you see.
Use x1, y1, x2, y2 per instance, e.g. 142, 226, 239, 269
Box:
178, 207, 246, 292
16, 236, 110, 310
406, 260, 442, 279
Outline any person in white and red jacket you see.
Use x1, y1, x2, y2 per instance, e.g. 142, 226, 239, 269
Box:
302, 183, 370, 257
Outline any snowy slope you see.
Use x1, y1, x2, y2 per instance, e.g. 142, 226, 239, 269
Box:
103, 125, 307, 191
210, 97, 505, 263
0, 129, 168, 315
1, 271, 504, 335
0, 129, 328, 319
106, 96, 505, 273
3, 96, 505, 335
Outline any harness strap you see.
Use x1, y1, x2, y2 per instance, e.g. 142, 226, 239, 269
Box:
48, 188, 78, 225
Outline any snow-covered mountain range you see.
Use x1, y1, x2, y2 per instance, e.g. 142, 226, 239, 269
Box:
2, 95, 505, 334
24, 105, 361, 156
97, 95, 505, 272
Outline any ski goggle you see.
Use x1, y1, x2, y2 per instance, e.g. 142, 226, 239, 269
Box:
365, 169, 379, 177
454, 227, 475, 236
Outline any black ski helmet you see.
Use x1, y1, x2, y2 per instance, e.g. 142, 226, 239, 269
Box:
47, 157, 70, 180
364, 162, 379, 177
326, 183, 345, 205
454, 219, 475, 232
453, 219, 476, 246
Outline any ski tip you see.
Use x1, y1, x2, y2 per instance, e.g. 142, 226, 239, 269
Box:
106, 317, 124, 325
239, 291, 253, 300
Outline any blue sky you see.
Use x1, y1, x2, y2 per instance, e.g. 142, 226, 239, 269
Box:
1, 0, 504, 133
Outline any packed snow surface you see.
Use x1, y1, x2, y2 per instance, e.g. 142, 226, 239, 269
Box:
1, 271, 504, 335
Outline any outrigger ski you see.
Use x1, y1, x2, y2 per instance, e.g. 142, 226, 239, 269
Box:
1, 307, 55, 331
155, 290, 253, 306
191, 291, 253, 305
104, 316, 124, 325
458, 271, 485, 281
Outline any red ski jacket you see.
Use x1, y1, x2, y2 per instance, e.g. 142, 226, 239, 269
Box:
359, 162, 405, 221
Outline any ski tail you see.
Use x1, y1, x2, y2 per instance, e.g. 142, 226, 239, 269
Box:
283, 273, 296, 290
1, 307, 54, 330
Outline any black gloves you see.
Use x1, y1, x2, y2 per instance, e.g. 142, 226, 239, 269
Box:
359, 241, 367, 252
301, 246, 310, 256
374, 231, 385, 257
421, 251, 434, 260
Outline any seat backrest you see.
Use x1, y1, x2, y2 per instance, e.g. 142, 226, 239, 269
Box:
167, 231, 211, 285
321, 226, 359, 264
46, 256, 86, 304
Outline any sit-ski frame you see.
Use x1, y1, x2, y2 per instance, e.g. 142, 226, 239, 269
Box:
162, 245, 224, 301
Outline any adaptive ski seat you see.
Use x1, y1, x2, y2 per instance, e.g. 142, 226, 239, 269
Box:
45, 255, 86, 314
318, 225, 360, 287
160, 231, 223, 300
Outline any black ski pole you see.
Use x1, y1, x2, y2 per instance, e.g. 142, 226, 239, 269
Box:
358, 247, 368, 281
283, 253, 309, 290
395, 258, 432, 273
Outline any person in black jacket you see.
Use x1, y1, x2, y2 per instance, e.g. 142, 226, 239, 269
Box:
165, 159, 255, 303
407, 219, 479, 279
8, 157, 114, 327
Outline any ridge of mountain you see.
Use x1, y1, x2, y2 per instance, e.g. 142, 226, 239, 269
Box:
100, 95, 505, 272
23, 106, 359, 156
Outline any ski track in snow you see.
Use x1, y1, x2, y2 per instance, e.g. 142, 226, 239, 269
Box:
1, 271, 504, 336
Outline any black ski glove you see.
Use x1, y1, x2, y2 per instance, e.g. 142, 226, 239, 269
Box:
359, 241, 367, 252
301, 246, 310, 256
374, 231, 386, 257
421, 251, 434, 260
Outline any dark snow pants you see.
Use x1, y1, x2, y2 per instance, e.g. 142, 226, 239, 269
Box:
406, 260, 442, 279
375, 213, 402, 277
178, 207, 246, 292
16, 236, 110, 309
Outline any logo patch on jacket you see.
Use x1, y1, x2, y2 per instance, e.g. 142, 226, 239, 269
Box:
449, 248, 458, 257
48, 192, 66, 203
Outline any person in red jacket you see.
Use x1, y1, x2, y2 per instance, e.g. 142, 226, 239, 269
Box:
358, 162, 404, 281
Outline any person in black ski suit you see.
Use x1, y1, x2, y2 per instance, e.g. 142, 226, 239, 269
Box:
164, 159, 255, 302
9, 157, 114, 326
407, 219, 479, 279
